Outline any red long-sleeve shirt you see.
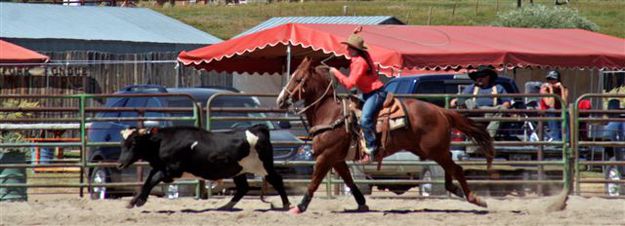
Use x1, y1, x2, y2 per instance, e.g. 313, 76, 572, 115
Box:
332, 56, 384, 94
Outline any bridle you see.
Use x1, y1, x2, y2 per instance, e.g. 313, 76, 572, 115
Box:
281, 58, 337, 115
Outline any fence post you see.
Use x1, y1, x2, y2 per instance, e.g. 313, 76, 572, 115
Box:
326, 171, 333, 198
452, 2, 456, 16
427, 6, 433, 25
496, 0, 499, 12
79, 94, 87, 198
475, 0, 479, 15
570, 103, 580, 195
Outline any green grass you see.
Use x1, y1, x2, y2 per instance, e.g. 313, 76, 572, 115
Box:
147, 0, 625, 40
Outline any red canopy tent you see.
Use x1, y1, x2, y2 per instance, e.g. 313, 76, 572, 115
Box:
0, 39, 49, 64
178, 23, 625, 76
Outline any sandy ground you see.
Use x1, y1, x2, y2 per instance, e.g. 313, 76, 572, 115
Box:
1, 193, 624, 226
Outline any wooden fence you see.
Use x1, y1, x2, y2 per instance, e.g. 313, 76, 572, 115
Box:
1, 51, 231, 97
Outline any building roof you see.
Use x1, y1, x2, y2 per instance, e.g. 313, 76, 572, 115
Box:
0, 3, 222, 45
235, 16, 403, 38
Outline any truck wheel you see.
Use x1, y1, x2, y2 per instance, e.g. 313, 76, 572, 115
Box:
420, 165, 446, 197
605, 157, 624, 196
89, 166, 112, 200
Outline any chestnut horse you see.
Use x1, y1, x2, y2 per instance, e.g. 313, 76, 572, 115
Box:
277, 57, 494, 214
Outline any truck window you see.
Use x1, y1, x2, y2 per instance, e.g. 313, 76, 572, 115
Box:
396, 80, 414, 93
209, 96, 274, 130
163, 96, 198, 127
121, 97, 149, 126
384, 82, 399, 93
414, 81, 446, 94
98, 97, 126, 118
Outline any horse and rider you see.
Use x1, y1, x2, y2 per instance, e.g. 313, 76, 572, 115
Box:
276, 27, 495, 214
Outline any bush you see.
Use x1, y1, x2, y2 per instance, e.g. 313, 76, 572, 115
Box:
492, 4, 599, 31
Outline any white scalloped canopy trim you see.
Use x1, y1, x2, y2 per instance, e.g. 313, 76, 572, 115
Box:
179, 42, 625, 76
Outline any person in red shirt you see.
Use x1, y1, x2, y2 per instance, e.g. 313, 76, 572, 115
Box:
329, 28, 385, 163
539, 70, 569, 141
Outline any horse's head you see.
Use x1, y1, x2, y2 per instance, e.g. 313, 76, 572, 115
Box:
276, 57, 332, 110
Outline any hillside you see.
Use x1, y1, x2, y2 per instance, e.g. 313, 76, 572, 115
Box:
148, 0, 625, 40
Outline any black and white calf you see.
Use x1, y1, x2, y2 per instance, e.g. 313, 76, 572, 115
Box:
117, 124, 290, 210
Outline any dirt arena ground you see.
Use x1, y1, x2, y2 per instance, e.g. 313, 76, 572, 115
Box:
1, 193, 624, 226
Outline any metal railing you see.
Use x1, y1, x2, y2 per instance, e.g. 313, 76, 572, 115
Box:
571, 94, 625, 197
0, 92, 591, 199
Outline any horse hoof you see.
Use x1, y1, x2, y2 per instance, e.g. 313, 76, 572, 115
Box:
288, 207, 302, 215
270, 203, 290, 211
452, 190, 465, 198
471, 197, 488, 208
135, 199, 146, 207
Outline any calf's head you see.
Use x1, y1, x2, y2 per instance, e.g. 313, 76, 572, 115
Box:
118, 128, 149, 169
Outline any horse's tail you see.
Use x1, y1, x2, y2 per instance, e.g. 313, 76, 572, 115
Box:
443, 109, 494, 170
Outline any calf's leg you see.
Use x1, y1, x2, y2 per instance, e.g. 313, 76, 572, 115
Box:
128, 169, 164, 208
265, 168, 291, 209
218, 174, 249, 210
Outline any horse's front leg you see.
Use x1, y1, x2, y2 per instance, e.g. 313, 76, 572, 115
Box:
289, 154, 333, 215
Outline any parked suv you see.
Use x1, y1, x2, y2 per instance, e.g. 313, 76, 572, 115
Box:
87, 85, 312, 199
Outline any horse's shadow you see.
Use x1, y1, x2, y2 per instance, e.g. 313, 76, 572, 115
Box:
141, 207, 291, 214
332, 208, 491, 215
382, 208, 490, 215
140, 208, 243, 214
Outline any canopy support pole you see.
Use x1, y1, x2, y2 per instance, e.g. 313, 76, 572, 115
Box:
286, 44, 292, 82
175, 62, 180, 88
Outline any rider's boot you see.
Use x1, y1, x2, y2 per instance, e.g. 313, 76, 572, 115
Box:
358, 146, 377, 164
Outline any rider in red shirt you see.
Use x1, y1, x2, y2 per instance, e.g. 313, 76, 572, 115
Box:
330, 28, 385, 163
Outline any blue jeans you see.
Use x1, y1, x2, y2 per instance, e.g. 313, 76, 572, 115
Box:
547, 111, 569, 142
361, 89, 387, 150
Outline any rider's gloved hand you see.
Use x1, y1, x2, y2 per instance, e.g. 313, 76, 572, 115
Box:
329, 67, 339, 75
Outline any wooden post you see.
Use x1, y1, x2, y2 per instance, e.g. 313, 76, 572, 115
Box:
475, 0, 479, 15
427, 6, 433, 25
496, 0, 499, 12
452, 2, 456, 16
517, 0, 522, 8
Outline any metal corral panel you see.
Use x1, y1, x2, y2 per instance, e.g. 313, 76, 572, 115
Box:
0, 3, 222, 45
235, 16, 404, 38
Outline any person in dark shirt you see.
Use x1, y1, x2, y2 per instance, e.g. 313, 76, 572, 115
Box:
451, 66, 511, 137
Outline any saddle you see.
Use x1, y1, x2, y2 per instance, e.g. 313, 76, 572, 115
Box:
345, 93, 408, 161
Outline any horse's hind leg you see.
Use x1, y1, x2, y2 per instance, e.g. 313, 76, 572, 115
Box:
444, 170, 464, 198
333, 161, 369, 211
435, 157, 487, 208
